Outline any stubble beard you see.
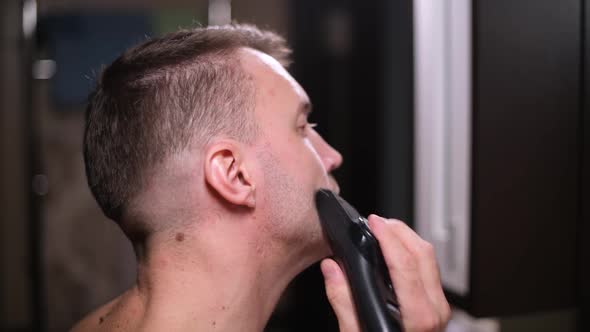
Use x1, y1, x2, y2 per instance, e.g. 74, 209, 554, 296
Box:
257, 149, 328, 262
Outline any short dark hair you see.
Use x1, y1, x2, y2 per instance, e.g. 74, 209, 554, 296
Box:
83, 24, 291, 223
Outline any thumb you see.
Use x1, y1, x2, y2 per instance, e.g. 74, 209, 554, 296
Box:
320, 259, 361, 332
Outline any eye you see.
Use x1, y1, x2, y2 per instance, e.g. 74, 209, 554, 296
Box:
298, 122, 318, 135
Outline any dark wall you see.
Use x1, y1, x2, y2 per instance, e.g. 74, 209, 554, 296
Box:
288, 0, 413, 221
465, 0, 581, 316
379, 0, 414, 224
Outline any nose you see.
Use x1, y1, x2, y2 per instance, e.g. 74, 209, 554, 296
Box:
310, 129, 343, 173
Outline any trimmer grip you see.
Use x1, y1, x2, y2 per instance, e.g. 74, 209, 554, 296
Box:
315, 189, 401, 332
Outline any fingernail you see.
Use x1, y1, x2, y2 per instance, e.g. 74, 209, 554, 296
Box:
321, 260, 338, 280
368, 214, 380, 220
367, 215, 383, 231
368, 214, 386, 223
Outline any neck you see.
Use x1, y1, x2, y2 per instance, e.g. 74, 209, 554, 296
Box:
130, 216, 319, 332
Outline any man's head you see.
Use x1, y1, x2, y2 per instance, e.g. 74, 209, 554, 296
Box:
84, 24, 342, 256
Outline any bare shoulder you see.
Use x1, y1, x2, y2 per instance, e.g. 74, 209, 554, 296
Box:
69, 294, 124, 332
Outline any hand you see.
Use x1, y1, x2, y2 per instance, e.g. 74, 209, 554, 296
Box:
320, 214, 451, 332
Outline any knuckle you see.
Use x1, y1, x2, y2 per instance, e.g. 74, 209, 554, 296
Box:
388, 218, 406, 227
326, 287, 343, 305
325, 284, 349, 309
420, 241, 436, 259
387, 219, 407, 234
424, 313, 442, 332
408, 312, 440, 332
441, 302, 452, 325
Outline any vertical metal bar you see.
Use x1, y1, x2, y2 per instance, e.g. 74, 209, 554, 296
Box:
578, 1, 589, 330
21, 0, 45, 330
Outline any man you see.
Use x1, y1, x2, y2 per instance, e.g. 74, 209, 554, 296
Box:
73, 24, 450, 331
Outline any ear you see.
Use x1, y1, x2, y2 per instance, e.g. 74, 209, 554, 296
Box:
204, 141, 256, 208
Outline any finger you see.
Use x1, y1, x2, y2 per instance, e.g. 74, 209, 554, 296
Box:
369, 215, 451, 324
367, 215, 444, 331
320, 258, 361, 332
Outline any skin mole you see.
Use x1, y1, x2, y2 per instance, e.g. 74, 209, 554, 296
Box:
175, 233, 185, 242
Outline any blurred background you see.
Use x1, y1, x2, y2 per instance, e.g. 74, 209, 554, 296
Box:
0, 0, 588, 331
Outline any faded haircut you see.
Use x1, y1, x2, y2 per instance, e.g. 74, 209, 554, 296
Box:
83, 24, 292, 224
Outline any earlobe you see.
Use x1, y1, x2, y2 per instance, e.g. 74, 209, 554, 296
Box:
204, 142, 256, 208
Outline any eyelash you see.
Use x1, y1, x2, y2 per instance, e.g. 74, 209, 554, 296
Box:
299, 123, 318, 134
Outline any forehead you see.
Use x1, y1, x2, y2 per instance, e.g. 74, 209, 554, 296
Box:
237, 47, 309, 104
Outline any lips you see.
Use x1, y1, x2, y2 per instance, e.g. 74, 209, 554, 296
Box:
328, 175, 340, 194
